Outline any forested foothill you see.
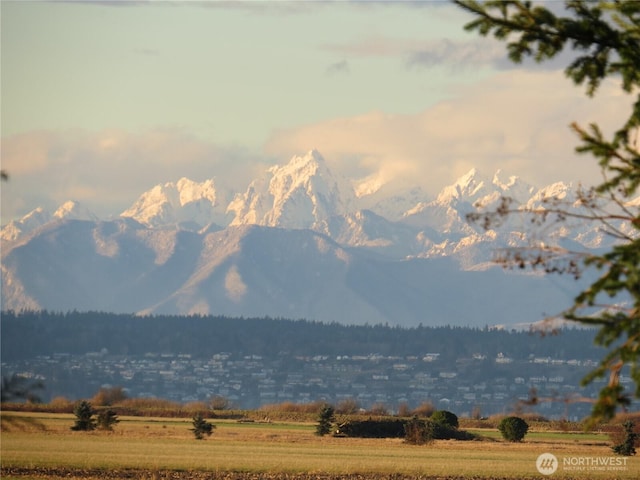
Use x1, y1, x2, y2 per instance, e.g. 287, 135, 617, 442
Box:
1, 310, 606, 361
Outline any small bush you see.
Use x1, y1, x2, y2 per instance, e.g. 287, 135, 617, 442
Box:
498, 416, 529, 442
431, 410, 459, 429
191, 413, 215, 440
404, 416, 434, 445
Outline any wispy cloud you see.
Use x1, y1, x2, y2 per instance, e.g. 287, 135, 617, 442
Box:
265, 71, 628, 195
325, 35, 569, 72
0, 129, 267, 222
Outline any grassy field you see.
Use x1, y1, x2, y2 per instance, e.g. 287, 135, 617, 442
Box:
1, 412, 638, 479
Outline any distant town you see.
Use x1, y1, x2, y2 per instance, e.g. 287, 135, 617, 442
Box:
5, 345, 635, 420
3, 311, 638, 420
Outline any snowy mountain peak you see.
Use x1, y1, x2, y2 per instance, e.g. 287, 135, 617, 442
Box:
121, 177, 231, 228
175, 177, 218, 205
54, 200, 98, 221
1, 201, 97, 242
437, 168, 489, 203
0, 207, 53, 242
229, 150, 354, 230
268, 149, 326, 177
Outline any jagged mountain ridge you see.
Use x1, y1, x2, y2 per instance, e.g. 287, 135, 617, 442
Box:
2, 149, 615, 257
1, 149, 629, 326
0, 218, 588, 326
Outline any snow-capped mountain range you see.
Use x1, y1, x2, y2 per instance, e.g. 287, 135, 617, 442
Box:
2, 150, 631, 327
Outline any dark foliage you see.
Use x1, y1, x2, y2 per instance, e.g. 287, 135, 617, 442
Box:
96, 409, 119, 431
315, 404, 335, 436
430, 410, 459, 429
612, 420, 638, 456
335, 419, 407, 438
1, 374, 44, 403
498, 416, 529, 442
404, 417, 433, 445
71, 400, 96, 431
191, 413, 215, 440
1, 310, 604, 362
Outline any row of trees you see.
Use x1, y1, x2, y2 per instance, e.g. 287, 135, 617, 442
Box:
2, 309, 605, 362
70, 400, 119, 432
69, 399, 215, 440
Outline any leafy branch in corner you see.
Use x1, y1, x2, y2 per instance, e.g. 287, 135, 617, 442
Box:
455, 0, 640, 424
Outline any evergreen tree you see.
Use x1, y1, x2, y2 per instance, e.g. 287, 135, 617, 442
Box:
71, 400, 96, 431
191, 413, 215, 440
96, 409, 119, 431
315, 403, 335, 436
455, 0, 640, 424
612, 420, 638, 456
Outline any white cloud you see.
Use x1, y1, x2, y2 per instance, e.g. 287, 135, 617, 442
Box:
2, 70, 631, 225
265, 70, 630, 196
0, 128, 268, 223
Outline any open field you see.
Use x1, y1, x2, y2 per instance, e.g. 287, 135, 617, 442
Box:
1, 412, 638, 480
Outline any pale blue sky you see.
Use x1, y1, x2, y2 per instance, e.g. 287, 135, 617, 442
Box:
3, 1, 484, 144
1, 0, 629, 223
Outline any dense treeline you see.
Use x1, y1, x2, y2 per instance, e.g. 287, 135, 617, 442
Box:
1, 310, 604, 361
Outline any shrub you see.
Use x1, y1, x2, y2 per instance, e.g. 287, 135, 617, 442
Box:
404, 417, 475, 444
404, 416, 435, 445
191, 413, 215, 440
612, 420, 638, 456
71, 400, 96, 431
431, 410, 459, 429
498, 416, 529, 442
